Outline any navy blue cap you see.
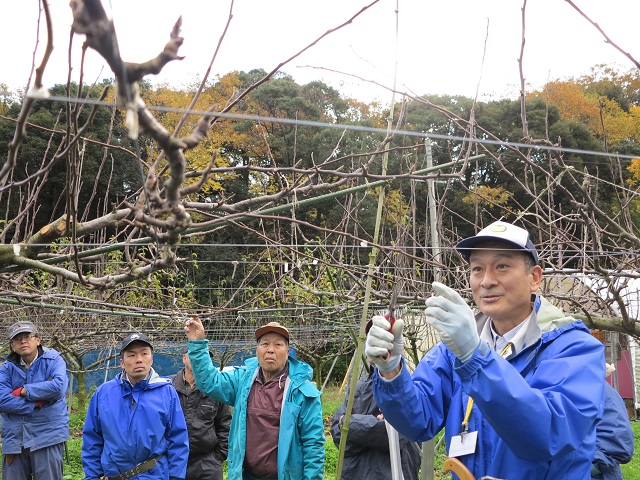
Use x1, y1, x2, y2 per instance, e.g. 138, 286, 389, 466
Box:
120, 333, 153, 352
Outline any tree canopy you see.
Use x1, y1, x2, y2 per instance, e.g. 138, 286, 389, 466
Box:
1, 0, 640, 398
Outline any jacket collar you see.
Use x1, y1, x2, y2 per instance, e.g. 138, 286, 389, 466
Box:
117, 367, 168, 391
7, 345, 48, 365
477, 294, 581, 358
172, 368, 189, 392
245, 355, 312, 388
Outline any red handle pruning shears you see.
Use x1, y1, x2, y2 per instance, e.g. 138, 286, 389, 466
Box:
382, 286, 399, 357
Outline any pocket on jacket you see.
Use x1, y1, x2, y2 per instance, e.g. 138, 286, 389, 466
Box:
197, 404, 216, 419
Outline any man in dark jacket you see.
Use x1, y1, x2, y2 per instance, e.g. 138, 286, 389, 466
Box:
0, 321, 70, 480
330, 365, 421, 480
173, 350, 232, 480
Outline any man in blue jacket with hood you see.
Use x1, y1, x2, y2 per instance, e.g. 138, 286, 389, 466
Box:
82, 332, 189, 480
365, 221, 605, 479
0, 320, 69, 479
591, 378, 634, 479
184, 317, 325, 480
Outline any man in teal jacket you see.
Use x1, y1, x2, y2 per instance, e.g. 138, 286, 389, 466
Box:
184, 318, 325, 480
366, 221, 605, 479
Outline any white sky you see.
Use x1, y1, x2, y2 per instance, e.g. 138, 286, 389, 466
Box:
4, 0, 640, 103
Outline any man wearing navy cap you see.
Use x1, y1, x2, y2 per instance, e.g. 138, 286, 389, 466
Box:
0, 321, 69, 479
82, 332, 189, 480
365, 221, 606, 479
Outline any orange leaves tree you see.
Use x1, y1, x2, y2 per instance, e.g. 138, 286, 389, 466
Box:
1, 0, 640, 386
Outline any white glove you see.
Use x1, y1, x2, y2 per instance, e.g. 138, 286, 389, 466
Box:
424, 282, 480, 363
365, 315, 405, 373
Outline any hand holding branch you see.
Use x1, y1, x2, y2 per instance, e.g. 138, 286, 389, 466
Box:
184, 316, 206, 341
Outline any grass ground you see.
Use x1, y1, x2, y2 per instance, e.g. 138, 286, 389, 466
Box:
323, 386, 640, 479
2, 385, 639, 479
622, 419, 640, 479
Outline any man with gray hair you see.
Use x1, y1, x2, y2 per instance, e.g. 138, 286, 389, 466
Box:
0, 320, 69, 479
184, 318, 325, 480
172, 349, 231, 480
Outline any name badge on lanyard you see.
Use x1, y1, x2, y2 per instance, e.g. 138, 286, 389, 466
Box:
448, 342, 514, 458
449, 430, 478, 458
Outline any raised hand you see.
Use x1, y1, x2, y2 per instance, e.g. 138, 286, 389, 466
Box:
184, 316, 206, 341
424, 282, 480, 363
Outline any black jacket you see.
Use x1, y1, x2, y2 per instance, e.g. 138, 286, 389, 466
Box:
173, 369, 232, 480
330, 369, 421, 480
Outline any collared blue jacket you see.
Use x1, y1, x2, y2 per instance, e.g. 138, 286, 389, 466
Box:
0, 346, 69, 453
188, 339, 325, 480
82, 368, 189, 480
373, 295, 605, 479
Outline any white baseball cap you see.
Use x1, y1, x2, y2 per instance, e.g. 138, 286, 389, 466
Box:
456, 221, 539, 264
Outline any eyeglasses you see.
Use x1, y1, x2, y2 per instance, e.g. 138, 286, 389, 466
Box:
11, 333, 36, 344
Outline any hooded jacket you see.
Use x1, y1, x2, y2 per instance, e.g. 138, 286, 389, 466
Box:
373, 295, 605, 479
188, 339, 325, 480
82, 368, 189, 480
172, 368, 231, 479
537, 297, 634, 480
591, 381, 634, 480
0, 346, 70, 453
330, 369, 421, 480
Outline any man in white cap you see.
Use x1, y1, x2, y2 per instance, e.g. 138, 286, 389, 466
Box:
365, 220, 605, 479
82, 332, 189, 480
0, 321, 69, 479
184, 318, 325, 480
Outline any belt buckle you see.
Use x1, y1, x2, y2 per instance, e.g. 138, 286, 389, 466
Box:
127, 462, 144, 478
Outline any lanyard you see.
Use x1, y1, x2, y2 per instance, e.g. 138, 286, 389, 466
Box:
460, 342, 514, 437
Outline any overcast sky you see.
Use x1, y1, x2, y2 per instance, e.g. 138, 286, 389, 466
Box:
4, 0, 640, 103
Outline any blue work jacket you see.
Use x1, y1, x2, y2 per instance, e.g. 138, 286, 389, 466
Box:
0, 346, 69, 453
373, 295, 605, 479
188, 340, 325, 480
82, 368, 189, 480
592, 382, 634, 480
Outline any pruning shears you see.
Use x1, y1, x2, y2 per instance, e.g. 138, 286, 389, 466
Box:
385, 285, 399, 328
382, 286, 399, 358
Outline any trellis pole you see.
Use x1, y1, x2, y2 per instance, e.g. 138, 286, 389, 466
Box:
335, 4, 401, 478
421, 138, 438, 480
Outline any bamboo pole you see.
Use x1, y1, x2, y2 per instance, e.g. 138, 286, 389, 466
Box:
335, 5, 401, 477
421, 138, 438, 479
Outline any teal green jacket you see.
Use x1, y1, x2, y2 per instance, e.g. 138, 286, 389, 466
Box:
188, 340, 325, 480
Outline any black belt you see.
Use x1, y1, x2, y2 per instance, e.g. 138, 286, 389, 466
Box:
105, 454, 164, 480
